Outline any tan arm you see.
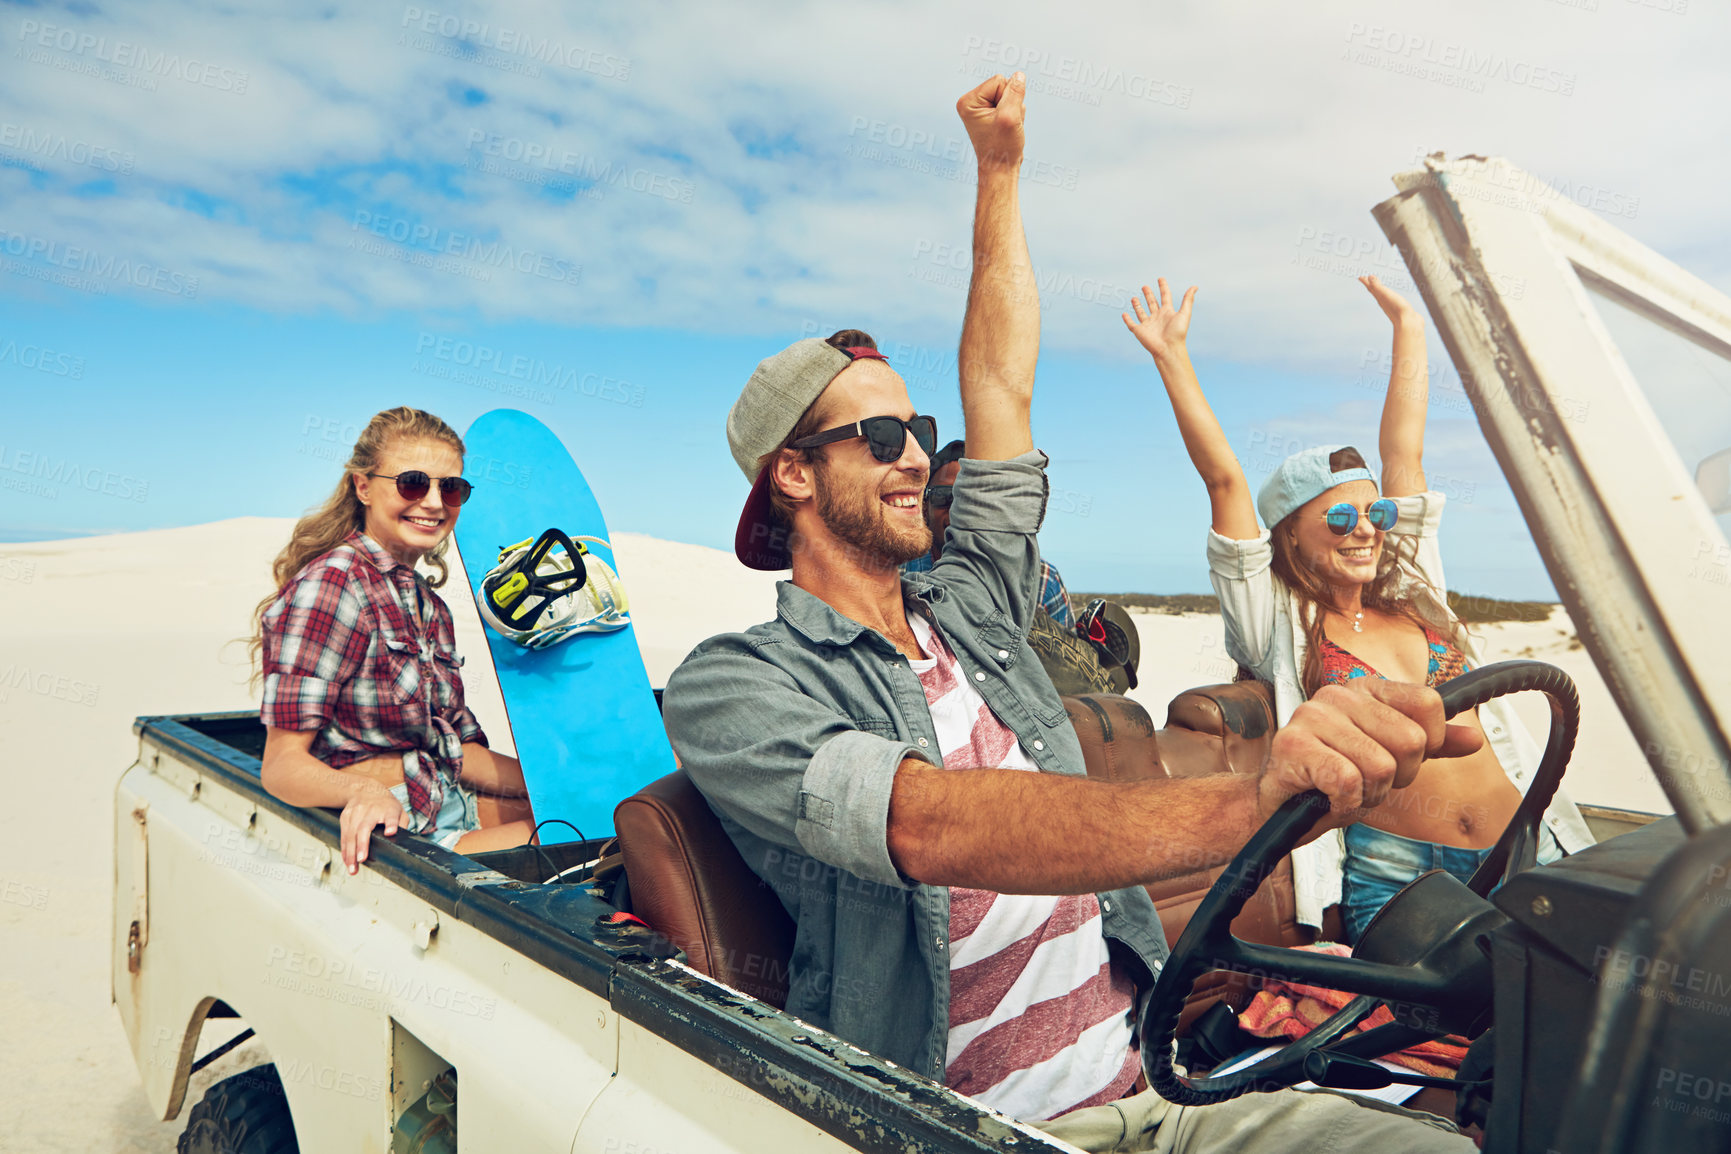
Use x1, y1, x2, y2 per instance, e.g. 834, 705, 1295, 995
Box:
885, 680, 1480, 893
955, 73, 1037, 462
1125, 280, 1259, 539
456, 743, 528, 798
1363, 276, 1429, 497
261, 727, 408, 874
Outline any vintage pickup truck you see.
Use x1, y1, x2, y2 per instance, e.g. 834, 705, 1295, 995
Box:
115, 156, 1731, 1153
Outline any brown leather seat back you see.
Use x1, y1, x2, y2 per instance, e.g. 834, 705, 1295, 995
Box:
613, 770, 796, 1008
1164, 681, 1277, 777
1063, 682, 1277, 785
1064, 682, 1303, 1028
1063, 694, 1166, 783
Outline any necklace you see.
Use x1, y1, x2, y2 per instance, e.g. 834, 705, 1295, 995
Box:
1352, 610, 1364, 633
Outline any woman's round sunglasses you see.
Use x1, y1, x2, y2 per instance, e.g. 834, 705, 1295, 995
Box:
1324, 498, 1398, 535
368, 470, 474, 507
789, 414, 938, 464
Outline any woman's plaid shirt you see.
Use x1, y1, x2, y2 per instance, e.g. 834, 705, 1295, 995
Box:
260, 530, 487, 824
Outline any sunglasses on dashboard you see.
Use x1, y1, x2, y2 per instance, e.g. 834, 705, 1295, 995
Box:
789, 415, 939, 464
1323, 498, 1398, 535
367, 471, 475, 507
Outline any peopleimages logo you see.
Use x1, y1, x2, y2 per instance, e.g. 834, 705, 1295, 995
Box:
398, 8, 630, 80
262, 945, 498, 1020
0, 229, 199, 298
0, 879, 51, 910
464, 131, 694, 203
907, 239, 1133, 309
0, 663, 101, 708
1403, 151, 1641, 222
15, 19, 250, 93
411, 333, 644, 407
844, 117, 1081, 191
0, 122, 134, 175
958, 36, 1194, 109
0, 557, 37, 585
0, 338, 83, 378
1595, 945, 1731, 1013
348, 210, 581, 286
0, 444, 148, 503
1342, 23, 1576, 97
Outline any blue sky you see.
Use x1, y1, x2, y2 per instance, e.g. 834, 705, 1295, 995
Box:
2, 0, 1727, 596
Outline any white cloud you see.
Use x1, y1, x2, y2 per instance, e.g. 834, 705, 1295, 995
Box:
1, 0, 1727, 364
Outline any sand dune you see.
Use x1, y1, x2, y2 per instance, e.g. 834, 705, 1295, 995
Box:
0, 519, 1667, 1151
0, 518, 780, 1152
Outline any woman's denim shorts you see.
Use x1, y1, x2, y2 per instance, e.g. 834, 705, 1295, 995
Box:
388, 779, 480, 851
1340, 823, 1492, 945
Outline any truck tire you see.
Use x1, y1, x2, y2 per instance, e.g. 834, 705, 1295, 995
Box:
178, 1065, 299, 1154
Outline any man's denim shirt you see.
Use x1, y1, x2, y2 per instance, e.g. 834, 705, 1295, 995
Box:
662, 450, 1170, 1084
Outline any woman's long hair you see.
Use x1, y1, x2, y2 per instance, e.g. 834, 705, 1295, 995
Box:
248, 406, 465, 684
1269, 515, 1463, 699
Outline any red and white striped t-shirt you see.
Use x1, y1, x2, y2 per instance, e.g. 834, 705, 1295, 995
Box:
906, 613, 1140, 1121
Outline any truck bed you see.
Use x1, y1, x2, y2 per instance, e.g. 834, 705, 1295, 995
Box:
120, 710, 1065, 1153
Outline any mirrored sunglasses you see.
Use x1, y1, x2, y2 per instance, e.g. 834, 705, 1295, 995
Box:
1324, 498, 1398, 535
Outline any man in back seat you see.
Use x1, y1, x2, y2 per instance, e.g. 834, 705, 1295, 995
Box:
907, 436, 1140, 696
663, 73, 1475, 1152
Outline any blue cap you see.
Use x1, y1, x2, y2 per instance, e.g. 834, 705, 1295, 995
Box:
1256, 445, 1377, 529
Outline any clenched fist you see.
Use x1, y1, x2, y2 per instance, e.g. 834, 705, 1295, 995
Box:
957, 71, 1026, 171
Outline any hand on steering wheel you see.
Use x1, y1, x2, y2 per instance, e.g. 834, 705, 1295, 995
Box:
1139, 660, 1579, 1106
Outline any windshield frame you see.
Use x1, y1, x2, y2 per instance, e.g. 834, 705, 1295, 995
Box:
1372, 156, 1731, 833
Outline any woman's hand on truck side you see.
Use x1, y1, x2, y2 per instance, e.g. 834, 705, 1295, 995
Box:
341, 781, 406, 874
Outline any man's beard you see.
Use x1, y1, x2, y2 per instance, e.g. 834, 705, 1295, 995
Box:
812, 461, 931, 569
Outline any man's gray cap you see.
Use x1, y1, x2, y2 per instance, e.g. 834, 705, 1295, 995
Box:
727, 338, 855, 481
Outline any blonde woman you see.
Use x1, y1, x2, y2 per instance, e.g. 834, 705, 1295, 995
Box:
1124, 276, 1592, 941
252, 406, 536, 874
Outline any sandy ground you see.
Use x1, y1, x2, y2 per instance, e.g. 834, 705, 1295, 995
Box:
0, 519, 1666, 1151
0, 519, 780, 1152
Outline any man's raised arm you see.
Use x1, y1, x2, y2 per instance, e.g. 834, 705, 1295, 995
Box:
955, 72, 1036, 462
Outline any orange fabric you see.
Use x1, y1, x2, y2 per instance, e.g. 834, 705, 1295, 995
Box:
1236, 944, 1469, 1080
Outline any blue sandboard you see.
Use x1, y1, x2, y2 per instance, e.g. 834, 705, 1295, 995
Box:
455, 409, 676, 838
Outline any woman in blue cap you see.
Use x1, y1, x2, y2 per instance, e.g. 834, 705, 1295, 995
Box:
1123, 275, 1592, 943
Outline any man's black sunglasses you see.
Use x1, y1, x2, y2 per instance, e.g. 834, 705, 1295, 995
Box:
789, 415, 938, 464
924, 484, 954, 511
367, 470, 474, 507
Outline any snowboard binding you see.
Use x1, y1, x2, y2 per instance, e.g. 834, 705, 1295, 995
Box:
479, 528, 631, 649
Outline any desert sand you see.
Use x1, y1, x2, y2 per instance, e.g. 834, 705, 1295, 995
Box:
0, 519, 1668, 1151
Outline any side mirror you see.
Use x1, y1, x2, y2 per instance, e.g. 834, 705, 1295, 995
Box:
1698, 448, 1731, 514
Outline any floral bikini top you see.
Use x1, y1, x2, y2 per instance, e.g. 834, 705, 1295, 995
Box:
1318, 624, 1470, 689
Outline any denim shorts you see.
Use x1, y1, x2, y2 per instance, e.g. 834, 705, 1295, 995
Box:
1340, 823, 1492, 945
388, 779, 480, 851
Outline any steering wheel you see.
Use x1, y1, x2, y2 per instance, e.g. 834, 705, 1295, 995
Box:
1139, 660, 1579, 1106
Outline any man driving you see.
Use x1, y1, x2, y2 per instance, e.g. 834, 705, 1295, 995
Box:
663, 73, 1475, 1151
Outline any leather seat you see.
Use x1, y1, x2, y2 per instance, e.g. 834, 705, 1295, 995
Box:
617, 680, 1300, 1023
614, 771, 797, 1007
1064, 685, 1305, 1029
